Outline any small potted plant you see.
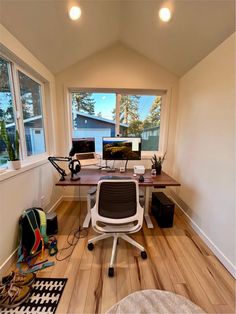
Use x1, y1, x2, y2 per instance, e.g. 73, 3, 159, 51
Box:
0, 120, 21, 170
151, 152, 166, 175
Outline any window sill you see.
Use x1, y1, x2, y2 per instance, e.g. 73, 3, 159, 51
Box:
0, 157, 49, 182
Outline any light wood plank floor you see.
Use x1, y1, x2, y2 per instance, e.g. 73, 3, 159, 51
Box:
38, 201, 235, 314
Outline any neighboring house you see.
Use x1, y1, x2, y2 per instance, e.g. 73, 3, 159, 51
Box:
141, 126, 160, 151
73, 112, 159, 151
73, 112, 128, 136
73, 112, 128, 152
2, 116, 45, 157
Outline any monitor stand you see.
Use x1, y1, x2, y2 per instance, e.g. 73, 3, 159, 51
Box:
99, 160, 116, 171
106, 168, 116, 173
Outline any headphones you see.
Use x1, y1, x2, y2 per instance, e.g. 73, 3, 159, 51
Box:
68, 159, 81, 181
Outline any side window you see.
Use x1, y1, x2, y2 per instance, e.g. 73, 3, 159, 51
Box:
18, 71, 46, 156
0, 57, 17, 166
0, 56, 47, 168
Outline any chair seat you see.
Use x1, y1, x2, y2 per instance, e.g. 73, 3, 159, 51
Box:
94, 221, 139, 233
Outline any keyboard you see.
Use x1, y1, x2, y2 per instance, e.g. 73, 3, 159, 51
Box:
75, 153, 98, 166
100, 175, 133, 180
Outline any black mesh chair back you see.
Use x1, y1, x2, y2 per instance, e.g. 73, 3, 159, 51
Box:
98, 181, 137, 219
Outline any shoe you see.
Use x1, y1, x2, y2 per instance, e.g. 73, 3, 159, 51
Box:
1, 271, 36, 287
0, 283, 31, 308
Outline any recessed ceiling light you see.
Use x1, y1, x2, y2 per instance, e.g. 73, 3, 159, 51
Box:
69, 6, 81, 21
159, 7, 171, 22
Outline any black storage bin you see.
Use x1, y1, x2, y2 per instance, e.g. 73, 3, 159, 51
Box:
151, 192, 175, 228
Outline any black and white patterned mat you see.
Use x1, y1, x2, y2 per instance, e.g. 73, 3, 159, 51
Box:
0, 278, 67, 314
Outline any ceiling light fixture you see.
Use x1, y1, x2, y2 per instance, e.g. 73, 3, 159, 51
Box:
159, 7, 171, 22
69, 6, 81, 21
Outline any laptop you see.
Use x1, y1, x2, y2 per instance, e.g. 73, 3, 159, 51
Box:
75, 152, 98, 166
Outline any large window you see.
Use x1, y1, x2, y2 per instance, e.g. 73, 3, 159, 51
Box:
71, 91, 163, 154
0, 56, 46, 167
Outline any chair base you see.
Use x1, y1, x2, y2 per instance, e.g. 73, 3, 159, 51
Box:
88, 233, 147, 276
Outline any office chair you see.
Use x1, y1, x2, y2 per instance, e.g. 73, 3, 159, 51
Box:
87, 179, 147, 277
84, 185, 144, 228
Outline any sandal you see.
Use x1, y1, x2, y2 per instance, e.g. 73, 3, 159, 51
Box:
1, 271, 36, 287
0, 283, 31, 308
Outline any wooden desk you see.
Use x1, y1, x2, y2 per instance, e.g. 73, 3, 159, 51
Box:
56, 168, 180, 228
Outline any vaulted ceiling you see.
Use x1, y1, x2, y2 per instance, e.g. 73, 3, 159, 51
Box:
0, 0, 235, 76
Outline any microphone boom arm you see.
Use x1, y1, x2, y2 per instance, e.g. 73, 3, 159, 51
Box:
48, 156, 71, 181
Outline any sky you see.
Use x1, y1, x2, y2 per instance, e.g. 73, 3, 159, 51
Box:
0, 92, 12, 111
1, 91, 157, 122
92, 93, 156, 120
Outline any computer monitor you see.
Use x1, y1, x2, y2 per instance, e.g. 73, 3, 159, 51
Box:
69, 137, 95, 156
102, 137, 141, 160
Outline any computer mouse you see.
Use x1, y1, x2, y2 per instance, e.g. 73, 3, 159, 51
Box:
139, 175, 144, 182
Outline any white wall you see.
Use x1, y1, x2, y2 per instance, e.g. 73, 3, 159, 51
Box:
55, 43, 179, 197
173, 33, 235, 276
0, 25, 61, 270
0, 164, 61, 268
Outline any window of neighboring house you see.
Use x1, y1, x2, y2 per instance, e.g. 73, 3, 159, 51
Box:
0, 56, 46, 168
70, 91, 163, 155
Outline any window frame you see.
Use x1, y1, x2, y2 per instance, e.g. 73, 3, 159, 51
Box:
68, 88, 170, 158
0, 54, 49, 168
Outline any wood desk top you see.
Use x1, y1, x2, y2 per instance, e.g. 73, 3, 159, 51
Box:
56, 168, 180, 188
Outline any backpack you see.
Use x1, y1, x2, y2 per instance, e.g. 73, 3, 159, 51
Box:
18, 207, 49, 264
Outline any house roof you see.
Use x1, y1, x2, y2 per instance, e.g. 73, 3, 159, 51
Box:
77, 112, 128, 128
142, 126, 160, 132
0, 1, 234, 76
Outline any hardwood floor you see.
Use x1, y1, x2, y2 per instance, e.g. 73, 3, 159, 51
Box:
38, 201, 235, 314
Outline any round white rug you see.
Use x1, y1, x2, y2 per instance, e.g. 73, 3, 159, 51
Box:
106, 289, 206, 314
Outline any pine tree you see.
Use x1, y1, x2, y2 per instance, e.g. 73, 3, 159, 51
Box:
120, 95, 140, 124
72, 92, 95, 115
143, 96, 161, 129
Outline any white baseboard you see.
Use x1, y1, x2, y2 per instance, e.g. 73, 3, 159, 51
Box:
46, 195, 87, 213
62, 195, 87, 201
0, 248, 18, 276
169, 190, 236, 279
47, 196, 64, 213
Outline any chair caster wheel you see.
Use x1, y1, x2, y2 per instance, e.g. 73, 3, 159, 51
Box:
87, 243, 94, 251
141, 251, 147, 259
108, 267, 114, 277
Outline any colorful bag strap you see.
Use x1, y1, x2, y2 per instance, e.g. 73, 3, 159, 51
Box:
25, 210, 42, 255
35, 209, 48, 245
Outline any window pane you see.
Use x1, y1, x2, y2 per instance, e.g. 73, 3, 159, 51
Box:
0, 58, 16, 166
119, 95, 162, 151
71, 92, 116, 153
18, 71, 46, 156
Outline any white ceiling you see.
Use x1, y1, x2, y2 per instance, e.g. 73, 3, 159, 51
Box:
0, 0, 235, 76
